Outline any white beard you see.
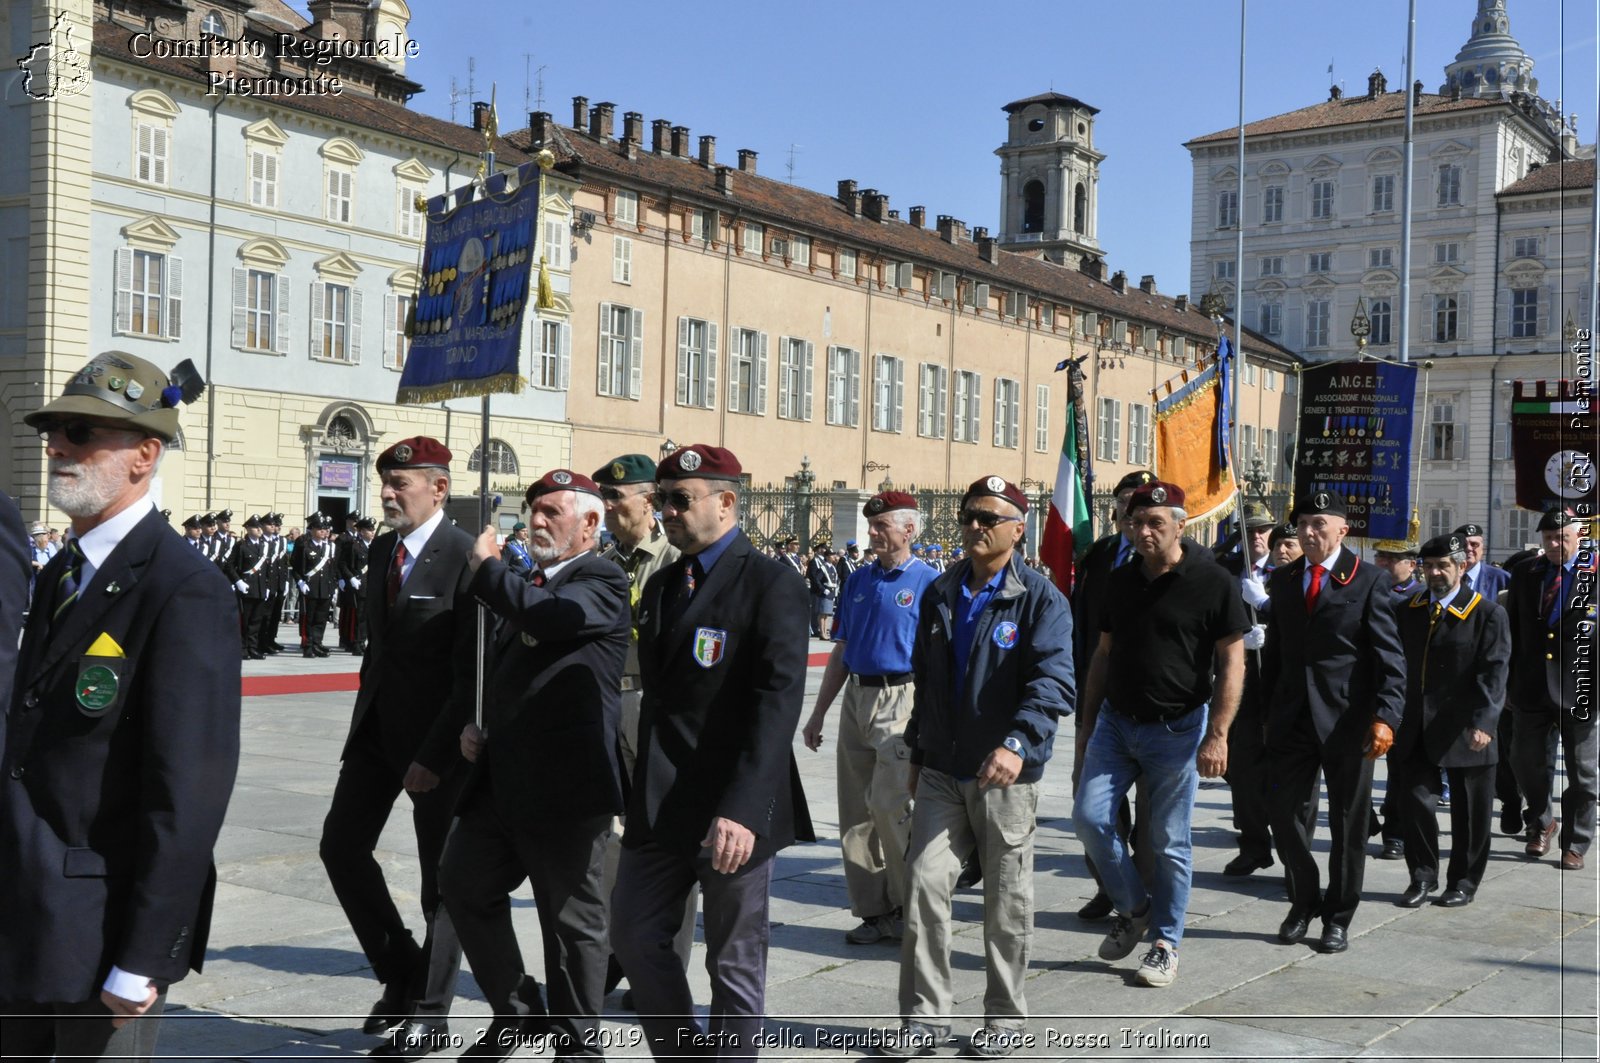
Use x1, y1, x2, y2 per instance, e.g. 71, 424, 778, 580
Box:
48, 457, 128, 517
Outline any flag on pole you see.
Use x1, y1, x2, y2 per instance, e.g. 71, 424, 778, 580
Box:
1040, 360, 1092, 596
1153, 335, 1237, 529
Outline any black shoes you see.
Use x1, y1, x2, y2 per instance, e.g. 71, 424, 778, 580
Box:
1223, 853, 1274, 877
1435, 888, 1474, 908
461, 978, 551, 1061
1398, 882, 1435, 908
1277, 912, 1310, 945
1501, 805, 1524, 835
313, 645, 330, 657
371, 1019, 451, 1059
956, 853, 983, 890
1318, 924, 1348, 953
1076, 893, 1114, 920
362, 985, 410, 1036
303, 647, 316, 658
1377, 838, 1405, 860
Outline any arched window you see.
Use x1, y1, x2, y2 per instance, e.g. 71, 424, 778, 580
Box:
468, 439, 519, 476
1021, 181, 1045, 233
327, 415, 358, 443
1073, 183, 1087, 234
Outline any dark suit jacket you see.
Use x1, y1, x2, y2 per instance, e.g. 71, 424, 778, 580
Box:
294, 536, 340, 598
1506, 552, 1597, 712
348, 518, 477, 776
0, 490, 28, 718
1262, 545, 1407, 749
1068, 533, 1122, 681
1394, 585, 1511, 767
0, 506, 241, 1003
630, 530, 814, 867
1465, 561, 1510, 602
229, 536, 272, 599
466, 550, 630, 821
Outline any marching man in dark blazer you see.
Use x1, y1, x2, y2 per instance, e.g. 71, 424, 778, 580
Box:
295, 512, 339, 657
2, 351, 240, 1060
441, 469, 631, 1060
1392, 533, 1512, 908
611, 444, 814, 1062
0, 489, 30, 712
337, 515, 375, 655
1506, 507, 1598, 871
1262, 491, 1406, 954
320, 437, 475, 1054
230, 514, 274, 659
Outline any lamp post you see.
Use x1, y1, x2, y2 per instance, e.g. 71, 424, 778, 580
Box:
659, 439, 678, 460
1351, 298, 1371, 356
864, 460, 891, 492
794, 454, 816, 547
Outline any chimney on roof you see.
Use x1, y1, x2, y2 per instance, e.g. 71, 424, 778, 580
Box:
888, 209, 900, 220
1110, 270, 1127, 293
862, 189, 888, 222
528, 111, 553, 147
908, 206, 926, 228
838, 179, 859, 215
1079, 256, 1105, 281
1413, 79, 1423, 105
670, 125, 690, 158
738, 149, 758, 174
699, 136, 716, 168
622, 111, 643, 146
1175, 294, 1189, 311
651, 119, 670, 154
307, 0, 365, 40
572, 96, 589, 130
591, 102, 615, 140
936, 215, 967, 243
715, 165, 734, 197
1329, 84, 1342, 101
1139, 274, 1156, 294
978, 235, 998, 264
1367, 69, 1386, 99
471, 101, 492, 132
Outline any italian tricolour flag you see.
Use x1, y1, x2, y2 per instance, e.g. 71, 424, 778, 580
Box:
1040, 399, 1092, 597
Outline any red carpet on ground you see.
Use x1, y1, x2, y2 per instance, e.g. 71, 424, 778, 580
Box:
241, 649, 835, 697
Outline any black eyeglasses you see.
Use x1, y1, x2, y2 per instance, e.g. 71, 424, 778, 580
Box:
661, 489, 715, 512
959, 509, 1023, 529
600, 486, 652, 504
37, 419, 129, 447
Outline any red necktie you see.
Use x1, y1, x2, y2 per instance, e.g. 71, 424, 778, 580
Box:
1541, 568, 1561, 624
531, 570, 547, 588
1305, 564, 1325, 615
387, 542, 407, 607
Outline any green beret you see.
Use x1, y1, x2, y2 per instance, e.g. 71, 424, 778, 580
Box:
592, 453, 657, 485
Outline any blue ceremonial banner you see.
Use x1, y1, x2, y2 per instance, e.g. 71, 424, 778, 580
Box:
396, 178, 538, 404
1293, 360, 1418, 540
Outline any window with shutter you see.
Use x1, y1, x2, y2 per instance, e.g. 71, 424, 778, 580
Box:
613, 236, 633, 284
837, 248, 857, 279
802, 341, 814, 421
628, 308, 644, 398
1035, 385, 1050, 452
676, 317, 714, 408
250, 150, 280, 208
615, 190, 639, 226
126, 250, 165, 337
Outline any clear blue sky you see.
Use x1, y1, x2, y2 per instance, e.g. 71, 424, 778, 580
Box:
377, 0, 1595, 296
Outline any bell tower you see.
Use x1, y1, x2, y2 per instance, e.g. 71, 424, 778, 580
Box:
995, 92, 1105, 269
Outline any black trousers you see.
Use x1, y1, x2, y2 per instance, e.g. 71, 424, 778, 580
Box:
339, 591, 366, 650
238, 594, 266, 655
1512, 704, 1599, 855
1267, 715, 1375, 930
440, 793, 612, 1057
1494, 710, 1523, 826
0, 990, 168, 1062
1225, 694, 1274, 861
1397, 749, 1494, 892
612, 841, 774, 1063
299, 594, 332, 648
267, 580, 287, 643
319, 729, 464, 1014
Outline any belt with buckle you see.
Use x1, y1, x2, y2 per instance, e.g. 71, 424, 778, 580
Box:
619, 675, 640, 692
852, 672, 914, 688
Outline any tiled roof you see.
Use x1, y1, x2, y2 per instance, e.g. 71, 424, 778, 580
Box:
92, 20, 529, 166
244, 1, 310, 32
1498, 158, 1596, 196
1187, 91, 1499, 145
1003, 91, 1099, 116
503, 122, 1295, 362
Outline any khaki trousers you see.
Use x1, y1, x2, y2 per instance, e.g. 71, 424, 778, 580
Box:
604, 686, 697, 967
837, 679, 916, 919
900, 768, 1038, 1033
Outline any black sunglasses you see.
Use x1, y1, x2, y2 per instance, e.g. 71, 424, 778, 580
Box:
959, 508, 1023, 529
600, 486, 653, 504
661, 488, 717, 512
37, 419, 134, 447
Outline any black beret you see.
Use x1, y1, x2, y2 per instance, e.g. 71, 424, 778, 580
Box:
1114, 470, 1157, 495
1290, 490, 1347, 522
1537, 507, 1581, 532
1419, 533, 1466, 560
1453, 523, 1485, 539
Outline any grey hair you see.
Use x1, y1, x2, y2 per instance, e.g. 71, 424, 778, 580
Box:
1170, 507, 1188, 521
573, 491, 605, 525
899, 509, 923, 537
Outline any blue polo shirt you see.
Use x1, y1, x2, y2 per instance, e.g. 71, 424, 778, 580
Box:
953, 566, 1007, 697
833, 556, 938, 676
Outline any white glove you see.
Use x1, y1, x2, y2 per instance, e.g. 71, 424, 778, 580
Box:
298, 580, 310, 594
351, 577, 361, 590
1243, 623, 1267, 651
1240, 569, 1270, 610
265, 589, 273, 600
234, 579, 249, 594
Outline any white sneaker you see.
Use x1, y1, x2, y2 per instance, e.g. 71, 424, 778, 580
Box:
1097, 904, 1151, 960
1135, 941, 1178, 987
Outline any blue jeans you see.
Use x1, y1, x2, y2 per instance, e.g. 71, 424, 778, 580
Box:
1073, 704, 1207, 948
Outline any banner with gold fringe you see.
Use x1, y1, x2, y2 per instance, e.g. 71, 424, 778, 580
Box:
1154, 344, 1235, 528
396, 171, 539, 405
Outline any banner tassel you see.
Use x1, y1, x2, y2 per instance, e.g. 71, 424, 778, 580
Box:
537, 256, 555, 310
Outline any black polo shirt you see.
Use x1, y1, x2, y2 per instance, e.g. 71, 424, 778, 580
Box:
1100, 538, 1251, 721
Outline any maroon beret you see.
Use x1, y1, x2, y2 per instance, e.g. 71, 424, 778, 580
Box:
1127, 480, 1186, 511
526, 468, 601, 502
962, 475, 1028, 514
655, 444, 743, 481
864, 490, 917, 517
377, 435, 452, 471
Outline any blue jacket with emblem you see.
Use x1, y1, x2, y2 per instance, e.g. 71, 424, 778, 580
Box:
906, 553, 1075, 783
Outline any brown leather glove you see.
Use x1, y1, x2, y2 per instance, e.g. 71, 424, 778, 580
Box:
1363, 719, 1394, 760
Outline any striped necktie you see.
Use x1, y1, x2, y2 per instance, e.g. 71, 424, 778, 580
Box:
54, 539, 86, 624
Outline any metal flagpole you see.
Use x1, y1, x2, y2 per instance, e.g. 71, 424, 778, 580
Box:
1397, 0, 1417, 365
473, 88, 499, 732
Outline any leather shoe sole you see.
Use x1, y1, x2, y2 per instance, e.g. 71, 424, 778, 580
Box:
1397, 883, 1435, 908
1318, 925, 1348, 953
1435, 888, 1474, 907
1526, 820, 1559, 857
1277, 913, 1310, 945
